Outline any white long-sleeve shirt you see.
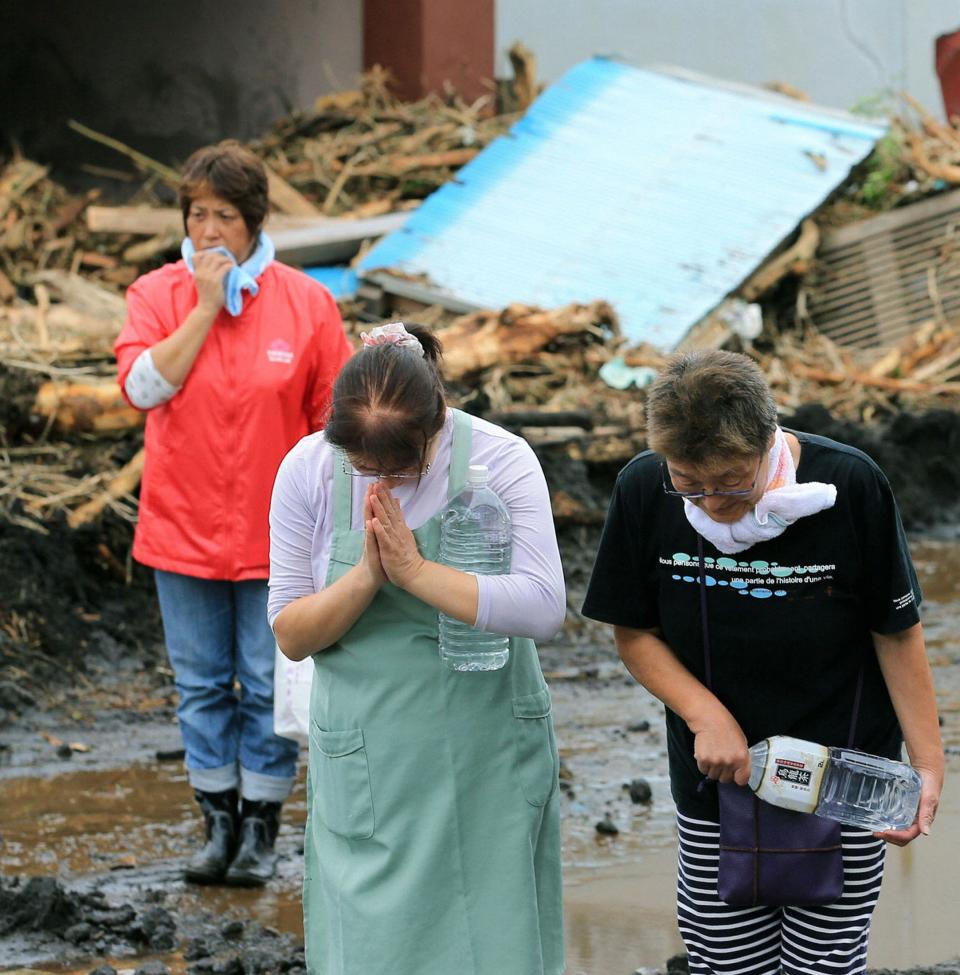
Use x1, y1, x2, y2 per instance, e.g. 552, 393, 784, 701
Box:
267, 409, 566, 642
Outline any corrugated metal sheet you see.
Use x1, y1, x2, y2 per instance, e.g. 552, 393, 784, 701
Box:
358, 58, 885, 347
807, 189, 960, 349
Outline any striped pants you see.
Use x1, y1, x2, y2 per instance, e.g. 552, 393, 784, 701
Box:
677, 812, 886, 975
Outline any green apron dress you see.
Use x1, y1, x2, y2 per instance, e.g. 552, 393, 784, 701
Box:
303, 409, 564, 975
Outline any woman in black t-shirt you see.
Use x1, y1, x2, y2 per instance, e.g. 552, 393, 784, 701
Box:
583, 350, 943, 975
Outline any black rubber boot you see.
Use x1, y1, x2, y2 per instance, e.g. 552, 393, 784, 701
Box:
185, 789, 238, 884
225, 799, 282, 887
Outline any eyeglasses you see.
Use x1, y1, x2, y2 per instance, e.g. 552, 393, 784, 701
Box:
660, 457, 763, 499
340, 457, 431, 481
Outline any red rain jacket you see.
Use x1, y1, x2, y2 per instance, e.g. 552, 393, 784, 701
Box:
115, 260, 352, 580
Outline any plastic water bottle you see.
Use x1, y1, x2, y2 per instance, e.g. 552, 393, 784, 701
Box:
438, 464, 511, 672
747, 735, 922, 831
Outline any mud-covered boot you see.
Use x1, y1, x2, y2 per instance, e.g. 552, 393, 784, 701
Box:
185, 789, 238, 884
225, 799, 282, 887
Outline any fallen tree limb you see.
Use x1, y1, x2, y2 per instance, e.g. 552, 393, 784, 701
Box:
67, 120, 180, 186
67, 449, 145, 528
740, 219, 820, 301
0, 160, 49, 220
906, 132, 960, 183
32, 379, 144, 434
901, 91, 960, 151
788, 362, 941, 393
86, 206, 327, 236
265, 164, 325, 217
508, 42, 538, 111
436, 301, 618, 381
331, 148, 479, 177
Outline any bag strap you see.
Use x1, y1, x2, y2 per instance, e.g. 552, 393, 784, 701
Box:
695, 533, 863, 748
696, 533, 713, 692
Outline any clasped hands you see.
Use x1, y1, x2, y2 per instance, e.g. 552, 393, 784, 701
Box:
360, 482, 426, 590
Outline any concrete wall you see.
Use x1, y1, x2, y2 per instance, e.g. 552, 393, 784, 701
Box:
495, 0, 960, 118
1, 1, 363, 172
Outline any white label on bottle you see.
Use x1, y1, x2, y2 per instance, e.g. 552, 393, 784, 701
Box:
753, 736, 830, 814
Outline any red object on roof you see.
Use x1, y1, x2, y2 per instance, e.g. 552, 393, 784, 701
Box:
936, 27, 960, 121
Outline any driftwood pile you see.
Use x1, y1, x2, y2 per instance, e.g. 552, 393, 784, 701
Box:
762, 322, 960, 421
0, 69, 517, 302
249, 65, 516, 219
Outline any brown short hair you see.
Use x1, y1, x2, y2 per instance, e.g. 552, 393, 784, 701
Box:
646, 350, 777, 465
178, 140, 268, 237
325, 324, 447, 474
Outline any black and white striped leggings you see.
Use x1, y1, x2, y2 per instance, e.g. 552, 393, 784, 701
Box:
677, 812, 886, 975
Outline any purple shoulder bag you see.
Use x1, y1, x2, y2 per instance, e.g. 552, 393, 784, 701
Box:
695, 535, 861, 907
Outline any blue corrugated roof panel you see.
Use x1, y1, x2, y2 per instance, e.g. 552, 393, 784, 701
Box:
359, 58, 886, 348
304, 265, 358, 299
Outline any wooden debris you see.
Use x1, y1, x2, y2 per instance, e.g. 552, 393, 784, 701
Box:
0, 160, 49, 219
33, 379, 143, 434
764, 81, 810, 102
761, 326, 960, 418
508, 43, 539, 112
67, 120, 180, 186
906, 131, 960, 183
739, 219, 820, 302
122, 232, 180, 265
84, 205, 412, 265
67, 448, 145, 528
264, 163, 324, 217
435, 301, 617, 381
86, 205, 183, 236
86, 205, 369, 236
0, 269, 15, 302
29, 270, 127, 323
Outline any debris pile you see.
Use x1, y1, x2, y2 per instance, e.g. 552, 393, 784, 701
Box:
0, 69, 517, 300
3, 76, 960, 660
249, 65, 516, 219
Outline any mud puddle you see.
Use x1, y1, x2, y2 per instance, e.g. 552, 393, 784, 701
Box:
2, 536, 960, 974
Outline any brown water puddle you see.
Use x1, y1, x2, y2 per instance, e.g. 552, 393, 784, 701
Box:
0, 764, 307, 878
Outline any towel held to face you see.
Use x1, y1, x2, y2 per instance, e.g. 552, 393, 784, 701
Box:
181, 233, 275, 316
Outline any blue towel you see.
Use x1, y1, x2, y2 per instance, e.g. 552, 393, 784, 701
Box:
181, 232, 276, 316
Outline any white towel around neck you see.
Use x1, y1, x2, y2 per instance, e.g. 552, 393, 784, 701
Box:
683, 428, 836, 554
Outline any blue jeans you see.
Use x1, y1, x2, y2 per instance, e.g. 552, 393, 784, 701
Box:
154, 571, 298, 802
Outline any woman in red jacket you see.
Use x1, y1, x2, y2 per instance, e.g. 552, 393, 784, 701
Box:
114, 141, 352, 887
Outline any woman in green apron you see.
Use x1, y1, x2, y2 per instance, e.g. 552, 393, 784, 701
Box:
268, 322, 566, 975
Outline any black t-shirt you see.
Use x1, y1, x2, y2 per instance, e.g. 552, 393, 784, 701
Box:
581, 431, 921, 820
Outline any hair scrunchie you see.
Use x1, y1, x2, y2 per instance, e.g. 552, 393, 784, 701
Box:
359, 321, 424, 356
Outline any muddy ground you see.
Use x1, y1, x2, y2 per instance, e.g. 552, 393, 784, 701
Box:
2, 407, 960, 974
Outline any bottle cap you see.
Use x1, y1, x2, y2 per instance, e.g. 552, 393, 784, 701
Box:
467, 464, 489, 485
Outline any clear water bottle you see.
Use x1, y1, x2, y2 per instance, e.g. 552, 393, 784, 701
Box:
438, 464, 511, 672
747, 735, 922, 831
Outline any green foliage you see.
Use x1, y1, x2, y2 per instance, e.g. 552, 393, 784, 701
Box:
859, 129, 908, 209
848, 91, 897, 120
